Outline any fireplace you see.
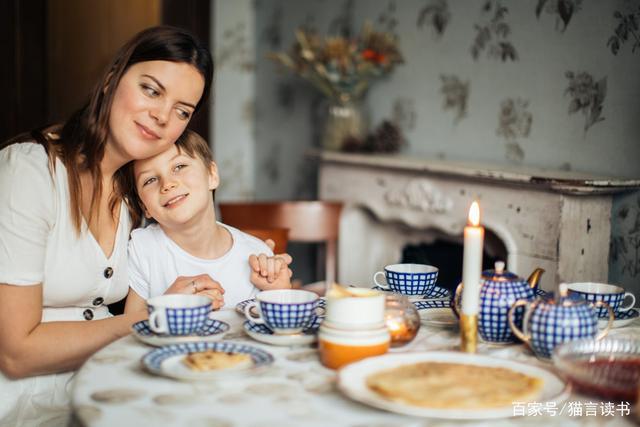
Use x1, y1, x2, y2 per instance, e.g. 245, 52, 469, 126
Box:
317, 152, 640, 292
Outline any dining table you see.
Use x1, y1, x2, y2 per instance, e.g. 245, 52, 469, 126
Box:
70, 306, 640, 427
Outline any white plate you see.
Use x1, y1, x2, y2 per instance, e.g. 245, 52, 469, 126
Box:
598, 308, 639, 329
141, 341, 274, 381
413, 300, 457, 327
338, 352, 569, 419
131, 318, 229, 347
243, 317, 321, 346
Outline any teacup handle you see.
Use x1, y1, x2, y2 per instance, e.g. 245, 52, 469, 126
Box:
619, 293, 636, 312
315, 299, 326, 318
373, 271, 389, 289
244, 301, 265, 324
148, 310, 168, 334
594, 301, 615, 340
508, 300, 532, 345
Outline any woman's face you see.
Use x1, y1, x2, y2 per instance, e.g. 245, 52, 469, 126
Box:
108, 60, 205, 163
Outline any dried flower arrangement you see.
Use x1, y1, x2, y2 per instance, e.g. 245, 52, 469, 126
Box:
269, 23, 404, 103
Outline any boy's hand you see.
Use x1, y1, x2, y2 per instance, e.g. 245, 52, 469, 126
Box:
263, 239, 293, 266
249, 254, 293, 290
164, 274, 226, 310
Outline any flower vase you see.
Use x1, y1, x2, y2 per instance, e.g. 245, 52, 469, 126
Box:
321, 100, 367, 151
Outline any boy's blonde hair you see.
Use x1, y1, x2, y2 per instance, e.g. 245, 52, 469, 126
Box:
120, 130, 215, 228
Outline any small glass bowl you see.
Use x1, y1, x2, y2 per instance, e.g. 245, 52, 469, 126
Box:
552, 337, 640, 401
384, 294, 420, 347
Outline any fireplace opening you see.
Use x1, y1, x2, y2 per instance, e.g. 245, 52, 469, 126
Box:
400, 229, 508, 293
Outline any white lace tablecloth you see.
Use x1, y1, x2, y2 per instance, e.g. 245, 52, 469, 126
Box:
71, 309, 640, 427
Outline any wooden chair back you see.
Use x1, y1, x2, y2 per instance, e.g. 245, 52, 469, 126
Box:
241, 227, 289, 254
219, 201, 343, 285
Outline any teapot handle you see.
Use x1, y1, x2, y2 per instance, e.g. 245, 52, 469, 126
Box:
508, 300, 532, 344
594, 301, 615, 340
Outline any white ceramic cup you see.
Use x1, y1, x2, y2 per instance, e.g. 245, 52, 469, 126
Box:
147, 294, 212, 335
566, 282, 636, 317
324, 288, 385, 329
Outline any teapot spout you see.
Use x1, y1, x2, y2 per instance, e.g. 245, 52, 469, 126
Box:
526, 268, 545, 289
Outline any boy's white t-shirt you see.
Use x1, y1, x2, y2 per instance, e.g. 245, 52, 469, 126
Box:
128, 222, 272, 308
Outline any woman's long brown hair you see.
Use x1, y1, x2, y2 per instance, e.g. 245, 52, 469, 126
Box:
3, 26, 213, 234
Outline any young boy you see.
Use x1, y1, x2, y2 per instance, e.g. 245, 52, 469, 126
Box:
123, 130, 291, 313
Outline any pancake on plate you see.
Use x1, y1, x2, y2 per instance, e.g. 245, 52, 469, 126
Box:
183, 350, 252, 371
366, 361, 543, 409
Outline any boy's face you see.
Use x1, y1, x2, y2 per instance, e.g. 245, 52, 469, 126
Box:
133, 145, 218, 228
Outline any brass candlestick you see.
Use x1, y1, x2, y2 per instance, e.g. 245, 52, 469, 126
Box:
460, 313, 478, 353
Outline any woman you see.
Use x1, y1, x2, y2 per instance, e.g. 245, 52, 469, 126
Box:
0, 26, 215, 426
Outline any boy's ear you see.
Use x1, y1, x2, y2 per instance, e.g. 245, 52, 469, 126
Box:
207, 161, 219, 190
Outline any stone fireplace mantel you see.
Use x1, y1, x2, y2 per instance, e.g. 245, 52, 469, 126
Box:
317, 151, 640, 291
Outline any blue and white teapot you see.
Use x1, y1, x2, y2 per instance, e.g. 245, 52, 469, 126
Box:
508, 283, 614, 358
454, 261, 544, 343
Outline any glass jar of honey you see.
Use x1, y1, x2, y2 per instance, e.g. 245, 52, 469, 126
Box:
318, 324, 390, 370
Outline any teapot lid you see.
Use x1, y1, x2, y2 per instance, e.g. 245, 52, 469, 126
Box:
482, 261, 521, 282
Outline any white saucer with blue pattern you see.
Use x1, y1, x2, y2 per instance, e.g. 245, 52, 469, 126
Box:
413, 300, 457, 327
243, 316, 322, 346
598, 308, 639, 329
141, 341, 274, 381
131, 317, 230, 347
372, 285, 451, 300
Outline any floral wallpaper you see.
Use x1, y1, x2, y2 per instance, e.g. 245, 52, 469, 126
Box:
611, 193, 640, 281
535, 0, 583, 32
417, 0, 451, 38
250, 0, 640, 292
564, 71, 607, 133
470, 1, 518, 62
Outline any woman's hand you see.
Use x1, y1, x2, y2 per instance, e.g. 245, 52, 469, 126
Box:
164, 274, 225, 310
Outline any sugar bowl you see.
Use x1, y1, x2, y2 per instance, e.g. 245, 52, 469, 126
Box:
508, 283, 615, 358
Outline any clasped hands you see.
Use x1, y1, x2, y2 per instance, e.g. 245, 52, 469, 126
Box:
163, 239, 292, 309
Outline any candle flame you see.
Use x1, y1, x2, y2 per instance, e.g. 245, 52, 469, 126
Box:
468, 201, 480, 226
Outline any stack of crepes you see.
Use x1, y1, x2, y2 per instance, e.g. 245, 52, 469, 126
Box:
366, 361, 543, 409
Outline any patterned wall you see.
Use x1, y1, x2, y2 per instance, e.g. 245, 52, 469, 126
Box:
249, 0, 640, 290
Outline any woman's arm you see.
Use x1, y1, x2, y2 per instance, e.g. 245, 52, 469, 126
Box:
0, 283, 146, 379
123, 288, 147, 314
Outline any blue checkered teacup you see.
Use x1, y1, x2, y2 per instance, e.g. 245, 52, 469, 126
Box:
244, 289, 320, 335
147, 294, 212, 336
373, 264, 439, 296
566, 282, 636, 318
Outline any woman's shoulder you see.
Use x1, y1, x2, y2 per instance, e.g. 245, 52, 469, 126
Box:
0, 140, 48, 162
0, 141, 55, 189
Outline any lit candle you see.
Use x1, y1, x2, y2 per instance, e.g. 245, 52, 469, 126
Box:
461, 201, 484, 315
